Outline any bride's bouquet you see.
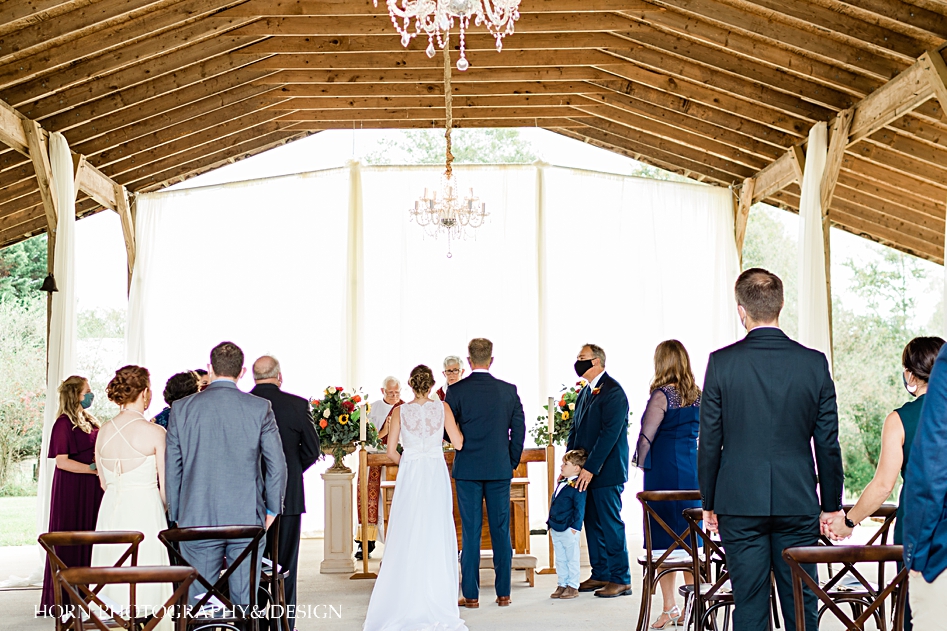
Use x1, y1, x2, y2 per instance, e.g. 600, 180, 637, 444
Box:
530, 381, 586, 447
310, 387, 381, 463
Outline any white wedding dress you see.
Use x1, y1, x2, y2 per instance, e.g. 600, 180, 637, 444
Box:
363, 400, 468, 631
92, 417, 172, 631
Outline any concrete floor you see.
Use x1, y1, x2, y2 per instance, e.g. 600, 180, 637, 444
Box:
1, 535, 650, 631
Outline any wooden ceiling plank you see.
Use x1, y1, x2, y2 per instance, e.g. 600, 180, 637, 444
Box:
833, 182, 946, 234
0, 1, 90, 34
272, 80, 612, 98
848, 54, 934, 144
264, 67, 612, 84
23, 45, 269, 122
572, 101, 770, 170
282, 117, 591, 131
829, 0, 947, 41
129, 129, 310, 191
267, 94, 605, 110
0, 177, 41, 211
643, 0, 908, 76
842, 153, 947, 202
0, 0, 172, 66
850, 141, 947, 190
224, 0, 662, 17
829, 206, 943, 260
836, 170, 946, 220
68, 83, 282, 155
252, 49, 618, 70
278, 106, 596, 121
0, 13, 254, 97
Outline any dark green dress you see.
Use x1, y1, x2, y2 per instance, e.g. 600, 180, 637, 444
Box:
894, 394, 925, 545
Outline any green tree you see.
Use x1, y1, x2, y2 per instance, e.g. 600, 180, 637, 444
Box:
740, 203, 799, 338
0, 235, 47, 303
365, 128, 537, 165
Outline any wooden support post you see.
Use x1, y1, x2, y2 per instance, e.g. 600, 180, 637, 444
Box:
735, 177, 755, 266
789, 145, 806, 184
350, 442, 377, 580
923, 48, 947, 115
113, 185, 136, 293
538, 396, 557, 575
23, 119, 58, 343
820, 108, 853, 369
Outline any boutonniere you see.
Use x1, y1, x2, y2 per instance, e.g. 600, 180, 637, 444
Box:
559, 477, 578, 488
592, 387, 602, 396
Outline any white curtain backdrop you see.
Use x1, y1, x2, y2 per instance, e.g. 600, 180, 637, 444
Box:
797, 122, 832, 364
126, 163, 741, 534
33, 133, 78, 580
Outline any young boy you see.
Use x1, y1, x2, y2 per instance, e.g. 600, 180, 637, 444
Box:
547, 448, 588, 599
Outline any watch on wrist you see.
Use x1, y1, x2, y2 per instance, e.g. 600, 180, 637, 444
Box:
844, 514, 856, 529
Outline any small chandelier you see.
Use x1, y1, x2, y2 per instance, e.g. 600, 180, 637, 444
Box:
373, 0, 522, 71
409, 41, 488, 258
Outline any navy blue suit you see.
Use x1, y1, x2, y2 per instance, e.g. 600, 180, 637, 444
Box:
547, 481, 586, 533
445, 371, 526, 600
567, 372, 631, 585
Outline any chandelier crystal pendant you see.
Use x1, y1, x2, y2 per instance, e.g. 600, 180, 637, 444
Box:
372, 0, 522, 71
408, 40, 488, 258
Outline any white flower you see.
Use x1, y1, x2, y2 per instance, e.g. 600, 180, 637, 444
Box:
323, 409, 331, 419
569, 403, 575, 411
326, 387, 336, 394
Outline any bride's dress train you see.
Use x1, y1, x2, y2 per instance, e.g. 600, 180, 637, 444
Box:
363, 400, 467, 631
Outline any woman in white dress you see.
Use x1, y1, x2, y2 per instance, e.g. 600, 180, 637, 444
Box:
364, 365, 467, 631
93, 366, 172, 629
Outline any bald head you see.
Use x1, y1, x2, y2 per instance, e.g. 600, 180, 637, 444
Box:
253, 355, 281, 384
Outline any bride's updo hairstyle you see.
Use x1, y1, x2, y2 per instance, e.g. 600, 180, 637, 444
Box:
408, 365, 435, 396
107, 365, 151, 406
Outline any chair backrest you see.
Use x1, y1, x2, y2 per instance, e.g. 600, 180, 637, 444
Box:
820, 504, 898, 595
39, 531, 145, 630
782, 545, 908, 631
58, 565, 197, 631
637, 490, 701, 568
683, 508, 729, 597
158, 526, 265, 618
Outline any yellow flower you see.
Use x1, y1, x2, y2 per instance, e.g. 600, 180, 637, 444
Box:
366, 403, 372, 414
562, 411, 570, 421
339, 414, 349, 425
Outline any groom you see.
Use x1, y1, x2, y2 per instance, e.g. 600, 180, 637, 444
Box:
446, 338, 526, 608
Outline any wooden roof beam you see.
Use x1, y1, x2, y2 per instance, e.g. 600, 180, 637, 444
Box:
224, 0, 663, 17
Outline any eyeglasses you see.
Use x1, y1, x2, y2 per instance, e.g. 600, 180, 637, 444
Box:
444, 369, 461, 375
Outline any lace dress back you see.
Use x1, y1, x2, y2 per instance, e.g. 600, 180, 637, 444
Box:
399, 401, 445, 455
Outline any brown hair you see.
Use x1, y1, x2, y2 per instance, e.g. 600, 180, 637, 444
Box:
563, 449, 588, 467
211, 341, 244, 378
57, 376, 99, 434
735, 268, 783, 323
650, 340, 701, 408
107, 365, 151, 406
408, 365, 435, 395
468, 338, 493, 365
902, 336, 946, 383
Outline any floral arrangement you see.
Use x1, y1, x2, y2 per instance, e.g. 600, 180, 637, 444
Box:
530, 381, 586, 447
310, 387, 380, 463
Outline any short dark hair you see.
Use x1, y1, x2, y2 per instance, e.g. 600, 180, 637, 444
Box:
563, 449, 588, 467
468, 338, 493, 365
163, 371, 200, 405
194, 368, 207, 377
902, 336, 946, 383
734, 268, 783, 322
210, 341, 244, 378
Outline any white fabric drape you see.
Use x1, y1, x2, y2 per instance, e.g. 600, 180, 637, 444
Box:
126, 163, 741, 533
37, 132, 78, 543
126, 194, 161, 365
797, 122, 832, 364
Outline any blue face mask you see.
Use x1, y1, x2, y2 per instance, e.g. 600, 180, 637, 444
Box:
81, 392, 94, 409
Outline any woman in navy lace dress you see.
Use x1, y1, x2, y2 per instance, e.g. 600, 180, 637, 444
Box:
634, 340, 702, 629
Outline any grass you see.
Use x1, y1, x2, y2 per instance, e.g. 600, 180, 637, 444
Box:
0, 496, 37, 546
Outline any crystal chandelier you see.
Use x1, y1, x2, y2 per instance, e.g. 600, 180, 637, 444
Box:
373, 0, 522, 71
409, 41, 488, 258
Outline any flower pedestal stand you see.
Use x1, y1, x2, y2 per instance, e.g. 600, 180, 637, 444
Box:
320, 469, 356, 574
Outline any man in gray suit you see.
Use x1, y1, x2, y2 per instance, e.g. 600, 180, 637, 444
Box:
166, 341, 287, 607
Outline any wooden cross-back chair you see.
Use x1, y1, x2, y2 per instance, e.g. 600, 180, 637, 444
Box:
636, 490, 701, 631
782, 545, 909, 631
818, 504, 898, 629
680, 507, 733, 631
39, 531, 145, 631
158, 526, 265, 631
259, 517, 291, 631
57, 566, 196, 631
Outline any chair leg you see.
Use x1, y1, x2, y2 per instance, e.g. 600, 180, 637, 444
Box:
637, 572, 653, 631
527, 568, 534, 587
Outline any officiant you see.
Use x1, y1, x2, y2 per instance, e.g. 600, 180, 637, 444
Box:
357, 376, 403, 560
435, 355, 465, 401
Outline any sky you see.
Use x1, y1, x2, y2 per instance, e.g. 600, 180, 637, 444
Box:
72, 128, 944, 336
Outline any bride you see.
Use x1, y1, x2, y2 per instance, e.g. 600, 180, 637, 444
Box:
93, 366, 172, 630
364, 365, 467, 631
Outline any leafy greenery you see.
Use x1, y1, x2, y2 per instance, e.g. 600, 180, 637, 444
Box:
0, 496, 39, 545
0, 234, 47, 303
365, 128, 537, 165
530, 382, 584, 447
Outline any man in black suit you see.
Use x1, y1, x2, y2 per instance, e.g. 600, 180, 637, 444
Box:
698, 269, 845, 631
251, 355, 320, 631
446, 338, 526, 608
567, 344, 632, 598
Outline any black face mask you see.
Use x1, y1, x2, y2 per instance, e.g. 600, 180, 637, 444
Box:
574, 359, 594, 378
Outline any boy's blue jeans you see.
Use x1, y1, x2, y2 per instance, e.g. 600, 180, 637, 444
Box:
551, 528, 581, 588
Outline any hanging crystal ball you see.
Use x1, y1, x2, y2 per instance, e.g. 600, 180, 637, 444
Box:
448, 0, 478, 17
456, 57, 469, 71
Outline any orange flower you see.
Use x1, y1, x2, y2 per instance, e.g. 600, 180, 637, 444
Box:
319, 419, 328, 429
353, 395, 362, 403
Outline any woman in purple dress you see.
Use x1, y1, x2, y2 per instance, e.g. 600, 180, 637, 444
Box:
40, 375, 104, 612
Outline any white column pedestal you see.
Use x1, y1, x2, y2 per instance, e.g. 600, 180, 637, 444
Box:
580, 528, 591, 569
320, 470, 356, 574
